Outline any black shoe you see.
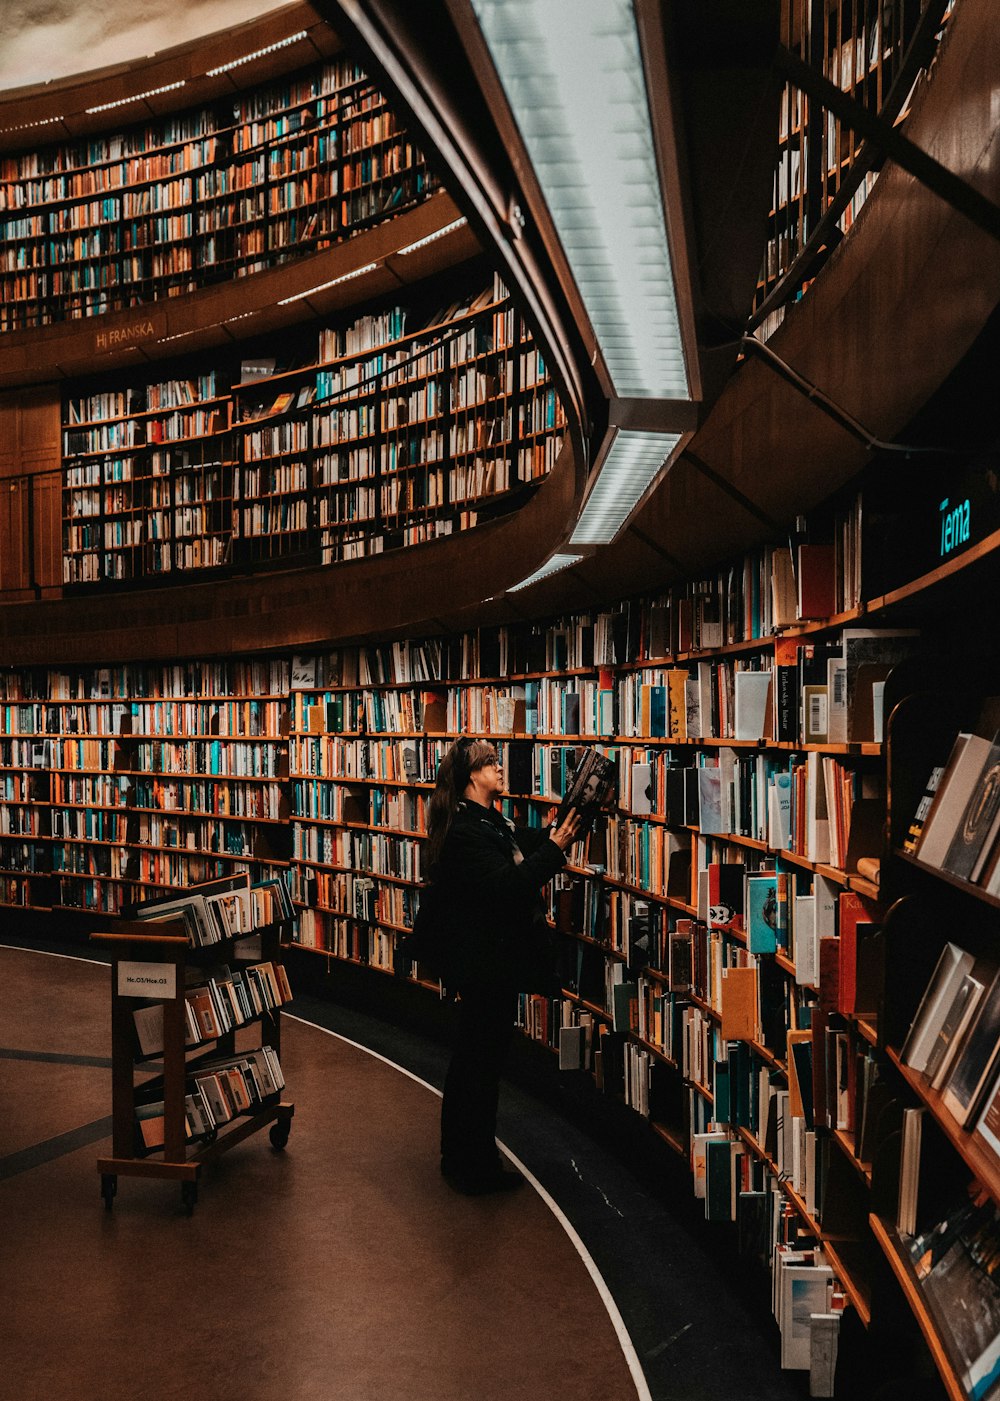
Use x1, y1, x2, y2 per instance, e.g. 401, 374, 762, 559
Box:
441, 1164, 525, 1196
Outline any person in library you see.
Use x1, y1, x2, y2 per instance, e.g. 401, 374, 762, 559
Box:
426, 736, 581, 1195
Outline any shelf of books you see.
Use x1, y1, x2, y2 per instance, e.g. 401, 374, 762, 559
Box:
60, 272, 565, 583
6, 477, 1000, 1380
270, 533, 908, 1381
753, 1, 951, 341
0, 659, 293, 914
92, 873, 296, 1213
858, 669, 1000, 1401
0, 55, 439, 332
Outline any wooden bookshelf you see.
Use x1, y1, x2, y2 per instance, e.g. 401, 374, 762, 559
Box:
57, 270, 564, 586
751, 0, 952, 337
0, 0, 995, 1381
0, 51, 439, 333
1, 411, 997, 1378
868, 1214, 966, 1401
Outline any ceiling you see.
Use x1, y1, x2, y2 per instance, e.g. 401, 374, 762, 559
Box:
0, 0, 279, 91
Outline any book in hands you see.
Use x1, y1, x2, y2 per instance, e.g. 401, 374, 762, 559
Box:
555, 747, 616, 834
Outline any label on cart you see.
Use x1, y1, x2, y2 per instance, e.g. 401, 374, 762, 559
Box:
118, 962, 176, 999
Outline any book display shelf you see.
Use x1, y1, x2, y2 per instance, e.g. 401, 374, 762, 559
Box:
60, 270, 564, 584
0, 53, 438, 332
92, 875, 295, 1214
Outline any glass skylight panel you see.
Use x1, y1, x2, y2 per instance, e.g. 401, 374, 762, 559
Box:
471, 0, 689, 400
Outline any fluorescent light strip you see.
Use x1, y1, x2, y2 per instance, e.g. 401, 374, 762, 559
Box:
396, 217, 468, 255
570, 429, 680, 545
205, 31, 309, 77
507, 552, 582, 592
156, 329, 200, 344
0, 115, 64, 134
278, 261, 379, 305
87, 80, 185, 114
471, 0, 689, 400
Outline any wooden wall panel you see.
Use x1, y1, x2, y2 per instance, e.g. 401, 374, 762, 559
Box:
31, 472, 64, 594
0, 387, 61, 595
0, 479, 31, 596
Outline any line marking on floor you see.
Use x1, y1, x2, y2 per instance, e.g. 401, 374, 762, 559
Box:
2, 945, 654, 1401
284, 1010, 655, 1401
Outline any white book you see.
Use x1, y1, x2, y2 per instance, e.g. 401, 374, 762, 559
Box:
791, 1115, 806, 1193
927, 973, 985, 1090
804, 1130, 818, 1217
697, 767, 724, 834
769, 771, 792, 851
779, 1263, 833, 1370
793, 894, 818, 988
717, 747, 737, 831
734, 670, 772, 741
917, 734, 981, 867
630, 762, 653, 815
814, 874, 838, 939
809, 1313, 841, 1397
901, 942, 977, 1074
826, 659, 848, 745
805, 751, 830, 865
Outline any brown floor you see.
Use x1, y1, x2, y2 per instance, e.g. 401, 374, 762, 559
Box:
0, 946, 640, 1401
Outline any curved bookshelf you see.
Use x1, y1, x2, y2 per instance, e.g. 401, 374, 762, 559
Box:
868, 1214, 966, 1401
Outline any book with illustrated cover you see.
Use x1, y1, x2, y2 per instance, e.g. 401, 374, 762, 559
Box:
918, 733, 991, 869
941, 733, 1000, 882
911, 1194, 1000, 1401
555, 747, 616, 834
904, 763, 946, 853
901, 943, 976, 1077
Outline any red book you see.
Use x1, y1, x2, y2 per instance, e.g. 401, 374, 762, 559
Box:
707, 861, 745, 933
837, 891, 877, 1014
797, 543, 837, 620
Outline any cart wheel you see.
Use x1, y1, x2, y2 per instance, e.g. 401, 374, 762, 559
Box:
181, 1181, 198, 1216
270, 1120, 290, 1150
100, 1174, 117, 1211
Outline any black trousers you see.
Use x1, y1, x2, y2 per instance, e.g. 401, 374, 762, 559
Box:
440, 985, 517, 1178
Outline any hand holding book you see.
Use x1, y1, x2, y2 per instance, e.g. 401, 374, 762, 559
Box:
549, 807, 583, 851
555, 747, 617, 837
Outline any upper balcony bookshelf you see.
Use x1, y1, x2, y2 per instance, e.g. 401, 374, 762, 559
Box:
0, 52, 439, 333
60, 269, 566, 586
753, 0, 954, 340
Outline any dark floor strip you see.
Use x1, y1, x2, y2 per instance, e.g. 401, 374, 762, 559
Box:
0, 1048, 112, 1069
0, 1116, 113, 1180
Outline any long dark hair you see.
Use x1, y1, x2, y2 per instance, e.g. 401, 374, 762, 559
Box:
427, 737, 497, 873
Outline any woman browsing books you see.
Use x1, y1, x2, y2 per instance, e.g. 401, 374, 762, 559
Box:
426, 736, 581, 1195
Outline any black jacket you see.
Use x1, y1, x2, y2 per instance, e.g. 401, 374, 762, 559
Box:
429, 800, 566, 992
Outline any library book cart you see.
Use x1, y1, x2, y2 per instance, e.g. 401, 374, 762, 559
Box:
93, 917, 294, 1214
